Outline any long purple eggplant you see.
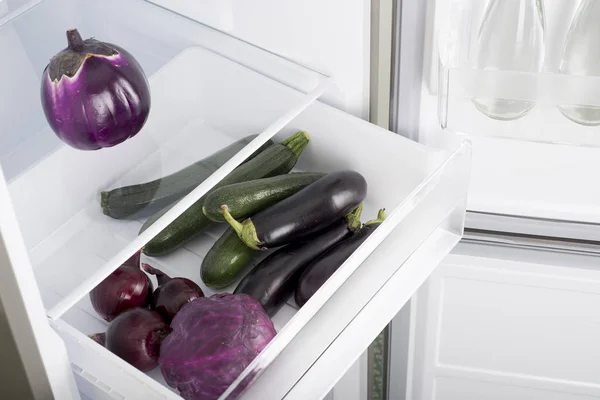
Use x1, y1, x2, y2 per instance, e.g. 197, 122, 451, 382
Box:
234, 205, 363, 317
295, 209, 386, 307
224, 170, 367, 250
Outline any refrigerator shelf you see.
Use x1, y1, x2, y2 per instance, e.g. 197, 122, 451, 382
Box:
1, 0, 329, 317
438, 0, 600, 147
439, 68, 600, 147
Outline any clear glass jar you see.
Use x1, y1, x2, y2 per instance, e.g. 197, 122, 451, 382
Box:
472, 0, 546, 120
558, 0, 600, 126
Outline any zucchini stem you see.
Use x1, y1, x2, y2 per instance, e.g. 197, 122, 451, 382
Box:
100, 191, 109, 215
346, 204, 363, 232
221, 205, 264, 250
365, 208, 386, 226
281, 131, 310, 159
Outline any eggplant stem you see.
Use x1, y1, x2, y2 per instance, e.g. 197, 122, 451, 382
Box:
365, 208, 386, 226
66, 29, 85, 52
346, 204, 363, 232
221, 205, 244, 234
281, 131, 310, 159
221, 205, 263, 251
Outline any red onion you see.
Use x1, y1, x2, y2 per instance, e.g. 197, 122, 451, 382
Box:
105, 308, 170, 372
142, 264, 204, 322
90, 250, 153, 321
41, 28, 151, 150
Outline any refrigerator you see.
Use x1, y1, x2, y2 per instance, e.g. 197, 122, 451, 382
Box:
1, 0, 597, 399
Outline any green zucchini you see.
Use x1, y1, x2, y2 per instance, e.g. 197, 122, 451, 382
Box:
141, 131, 310, 256
202, 172, 325, 222
100, 135, 273, 219
201, 227, 256, 288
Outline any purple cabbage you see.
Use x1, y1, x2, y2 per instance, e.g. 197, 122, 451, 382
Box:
41, 29, 151, 150
159, 293, 277, 400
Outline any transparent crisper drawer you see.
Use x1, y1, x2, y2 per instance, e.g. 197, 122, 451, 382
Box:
439, 0, 600, 147
0, 0, 329, 315
49, 99, 470, 400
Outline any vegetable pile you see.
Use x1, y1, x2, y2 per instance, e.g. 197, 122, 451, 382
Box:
88, 109, 386, 398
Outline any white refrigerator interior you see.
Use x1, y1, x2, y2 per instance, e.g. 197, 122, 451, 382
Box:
0, 0, 472, 399
147, 0, 372, 120
395, 0, 600, 399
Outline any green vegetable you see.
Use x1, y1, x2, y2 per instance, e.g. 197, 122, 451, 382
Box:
101, 135, 273, 219
141, 131, 310, 256
201, 227, 256, 288
202, 172, 325, 222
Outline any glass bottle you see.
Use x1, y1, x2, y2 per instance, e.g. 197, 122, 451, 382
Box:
558, 0, 600, 126
472, 0, 546, 120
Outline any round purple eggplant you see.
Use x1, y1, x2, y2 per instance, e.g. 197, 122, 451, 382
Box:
295, 209, 386, 307
41, 29, 151, 150
234, 205, 363, 317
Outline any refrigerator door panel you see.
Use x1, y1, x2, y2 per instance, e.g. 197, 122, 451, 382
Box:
406, 241, 600, 400
391, 1, 600, 400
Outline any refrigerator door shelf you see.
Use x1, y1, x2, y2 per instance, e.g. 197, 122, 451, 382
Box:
438, 0, 600, 147
416, 0, 600, 225
49, 99, 470, 400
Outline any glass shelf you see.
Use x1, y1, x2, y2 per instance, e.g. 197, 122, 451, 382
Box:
0, 0, 329, 316
439, 0, 600, 147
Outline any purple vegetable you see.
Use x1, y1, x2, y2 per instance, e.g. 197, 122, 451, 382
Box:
90, 250, 153, 321
106, 308, 170, 372
296, 209, 386, 307
142, 263, 204, 322
41, 29, 151, 150
159, 293, 277, 400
